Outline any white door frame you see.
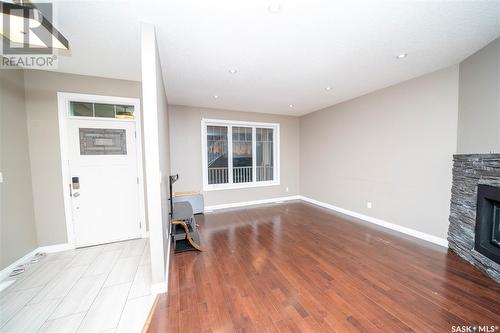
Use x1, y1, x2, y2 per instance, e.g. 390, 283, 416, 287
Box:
57, 92, 147, 248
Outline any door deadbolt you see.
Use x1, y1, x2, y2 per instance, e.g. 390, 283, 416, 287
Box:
72, 176, 80, 190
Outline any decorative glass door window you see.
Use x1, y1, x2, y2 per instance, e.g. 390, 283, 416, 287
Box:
202, 119, 279, 190
79, 128, 127, 155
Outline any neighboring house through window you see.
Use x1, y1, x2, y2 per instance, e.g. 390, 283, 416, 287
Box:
201, 119, 280, 190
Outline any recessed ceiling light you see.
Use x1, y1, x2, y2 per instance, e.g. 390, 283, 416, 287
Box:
214, 95, 219, 99
228, 69, 238, 74
396, 53, 408, 59
325, 86, 332, 91
289, 104, 294, 108
268, 2, 281, 13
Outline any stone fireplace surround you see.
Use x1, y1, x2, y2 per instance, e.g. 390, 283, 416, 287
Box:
448, 154, 500, 283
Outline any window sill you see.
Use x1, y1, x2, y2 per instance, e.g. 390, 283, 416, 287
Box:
203, 181, 280, 192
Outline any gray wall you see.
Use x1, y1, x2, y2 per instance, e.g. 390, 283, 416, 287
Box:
23, 70, 141, 246
169, 105, 300, 206
2, 36, 495, 268
140, 23, 170, 286
0, 69, 38, 270
300, 66, 459, 239
457, 37, 500, 154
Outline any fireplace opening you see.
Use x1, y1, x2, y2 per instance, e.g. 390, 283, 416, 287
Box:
474, 184, 500, 264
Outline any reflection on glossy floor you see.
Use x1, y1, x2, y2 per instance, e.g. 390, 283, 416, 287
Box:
148, 201, 500, 333
0, 238, 154, 333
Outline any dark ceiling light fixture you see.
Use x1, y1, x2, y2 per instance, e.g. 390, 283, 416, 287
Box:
0, 1, 69, 50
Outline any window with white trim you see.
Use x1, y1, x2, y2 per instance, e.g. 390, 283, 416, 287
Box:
202, 119, 280, 191
69, 101, 135, 119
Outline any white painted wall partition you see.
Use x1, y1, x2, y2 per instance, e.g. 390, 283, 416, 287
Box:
141, 23, 171, 293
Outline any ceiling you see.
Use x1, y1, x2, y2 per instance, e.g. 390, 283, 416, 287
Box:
50, 0, 500, 115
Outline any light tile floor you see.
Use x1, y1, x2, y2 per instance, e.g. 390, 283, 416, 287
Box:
0, 239, 155, 333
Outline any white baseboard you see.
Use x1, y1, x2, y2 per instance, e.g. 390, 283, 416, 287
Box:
204, 195, 447, 248
151, 282, 168, 294
0, 243, 73, 282
38, 243, 74, 253
0, 196, 448, 283
0, 279, 16, 293
0, 248, 39, 282
299, 196, 448, 247
204, 195, 300, 212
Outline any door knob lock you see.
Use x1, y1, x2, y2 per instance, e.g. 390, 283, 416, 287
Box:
72, 177, 80, 190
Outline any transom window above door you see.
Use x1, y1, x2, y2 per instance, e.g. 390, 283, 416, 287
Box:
202, 119, 280, 191
70, 101, 135, 119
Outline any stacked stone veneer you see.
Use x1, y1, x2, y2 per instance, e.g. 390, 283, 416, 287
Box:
448, 154, 500, 283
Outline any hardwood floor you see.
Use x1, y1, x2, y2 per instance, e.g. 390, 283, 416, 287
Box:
147, 201, 500, 333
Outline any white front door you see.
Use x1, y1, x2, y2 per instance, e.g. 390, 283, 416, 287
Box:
67, 118, 141, 247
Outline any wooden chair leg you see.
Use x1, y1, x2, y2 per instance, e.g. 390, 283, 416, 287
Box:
171, 220, 206, 252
